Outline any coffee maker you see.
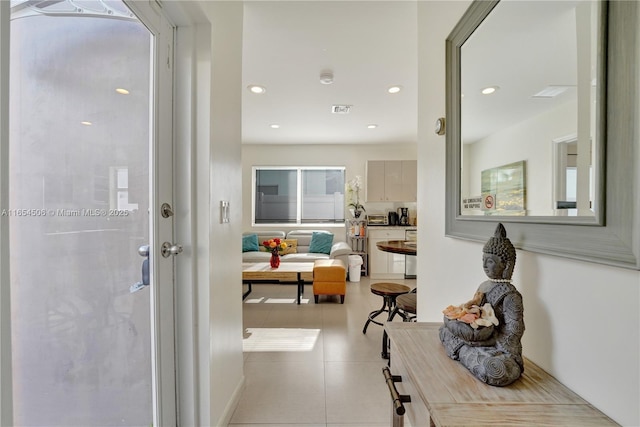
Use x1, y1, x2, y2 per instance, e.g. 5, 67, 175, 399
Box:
398, 207, 409, 226
388, 211, 398, 226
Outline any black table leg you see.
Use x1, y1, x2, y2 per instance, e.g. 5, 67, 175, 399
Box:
242, 281, 252, 300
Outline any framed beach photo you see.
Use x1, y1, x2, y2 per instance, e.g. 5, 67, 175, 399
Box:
481, 161, 526, 215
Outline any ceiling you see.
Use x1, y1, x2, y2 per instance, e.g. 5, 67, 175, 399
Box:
461, 0, 586, 144
240, 1, 595, 148
241, 1, 418, 145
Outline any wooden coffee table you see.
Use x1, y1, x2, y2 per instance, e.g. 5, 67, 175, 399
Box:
242, 262, 314, 304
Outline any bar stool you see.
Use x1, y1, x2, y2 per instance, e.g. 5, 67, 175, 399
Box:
383, 290, 417, 359
390, 290, 417, 322
362, 282, 411, 358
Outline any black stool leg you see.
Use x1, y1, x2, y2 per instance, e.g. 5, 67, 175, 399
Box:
380, 298, 404, 359
363, 297, 387, 334
382, 330, 390, 359
382, 297, 405, 359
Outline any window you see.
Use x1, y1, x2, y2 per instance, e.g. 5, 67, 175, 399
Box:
253, 167, 345, 224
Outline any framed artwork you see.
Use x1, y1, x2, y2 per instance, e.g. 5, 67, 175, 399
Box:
481, 160, 526, 215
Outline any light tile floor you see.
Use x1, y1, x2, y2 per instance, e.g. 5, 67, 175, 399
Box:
230, 276, 416, 427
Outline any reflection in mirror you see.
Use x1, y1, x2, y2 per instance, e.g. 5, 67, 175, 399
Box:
446, 0, 640, 270
459, 0, 602, 217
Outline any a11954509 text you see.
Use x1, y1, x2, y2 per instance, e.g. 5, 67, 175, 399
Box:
1, 208, 130, 217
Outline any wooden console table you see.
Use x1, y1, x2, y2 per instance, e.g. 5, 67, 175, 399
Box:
384, 322, 618, 426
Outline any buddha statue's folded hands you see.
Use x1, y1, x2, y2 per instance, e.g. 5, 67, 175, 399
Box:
442, 298, 499, 344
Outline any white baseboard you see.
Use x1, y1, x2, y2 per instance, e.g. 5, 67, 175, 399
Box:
215, 375, 245, 427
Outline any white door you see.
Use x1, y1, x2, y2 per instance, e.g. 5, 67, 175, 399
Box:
2, 0, 176, 425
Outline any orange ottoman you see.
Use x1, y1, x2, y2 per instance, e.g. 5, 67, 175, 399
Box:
313, 259, 347, 303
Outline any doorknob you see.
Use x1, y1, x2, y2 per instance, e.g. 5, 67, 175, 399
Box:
130, 244, 151, 293
161, 242, 183, 258
138, 244, 150, 257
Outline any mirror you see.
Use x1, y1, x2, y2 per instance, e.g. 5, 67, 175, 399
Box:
460, 0, 604, 219
445, 0, 640, 269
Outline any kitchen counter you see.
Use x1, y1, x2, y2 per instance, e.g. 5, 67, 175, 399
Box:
368, 228, 413, 279
375, 240, 416, 255
366, 225, 416, 231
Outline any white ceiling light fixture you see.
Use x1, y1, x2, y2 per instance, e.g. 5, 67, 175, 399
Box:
270, 124, 280, 129
320, 70, 334, 85
115, 88, 130, 95
81, 121, 93, 126
388, 85, 403, 94
247, 85, 266, 94
481, 86, 499, 95
367, 124, 378, 129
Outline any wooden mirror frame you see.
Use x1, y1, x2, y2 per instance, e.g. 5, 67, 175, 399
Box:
445, 0, 640, 270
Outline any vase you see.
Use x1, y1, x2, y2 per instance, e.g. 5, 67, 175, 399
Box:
270, 251, 280, 269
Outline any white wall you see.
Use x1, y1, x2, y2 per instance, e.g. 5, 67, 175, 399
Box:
242, 143, 417, 235
464, 100, 577, 216
417, 2, 639, 426
192, 3, 245, 426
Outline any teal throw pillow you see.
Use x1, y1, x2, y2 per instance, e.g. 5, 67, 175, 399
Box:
242, 234, 259, 252
308, 232, 334, 255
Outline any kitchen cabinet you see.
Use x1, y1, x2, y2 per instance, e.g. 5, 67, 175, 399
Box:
368, 228, 406, 279
365, 160, 386, 202
365, 160, 417, 202
400, 160, 417, 202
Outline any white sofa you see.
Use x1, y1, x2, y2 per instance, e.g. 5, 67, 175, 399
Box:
242, 230, 351, 268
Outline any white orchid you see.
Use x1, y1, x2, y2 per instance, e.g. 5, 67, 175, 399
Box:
346, 175, 365, 213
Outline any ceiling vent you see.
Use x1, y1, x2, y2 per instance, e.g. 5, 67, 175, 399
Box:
331, 105, 352, 114
532, 85, 571, 98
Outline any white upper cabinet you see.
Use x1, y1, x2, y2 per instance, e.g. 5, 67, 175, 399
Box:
400, 160, 417, 202
366, 160, 387, 202
366, 160, 417, 202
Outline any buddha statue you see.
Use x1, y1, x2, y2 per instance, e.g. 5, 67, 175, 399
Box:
439, 223, 525, 386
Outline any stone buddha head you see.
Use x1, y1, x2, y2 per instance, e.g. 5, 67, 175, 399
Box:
482, 223, 516, 281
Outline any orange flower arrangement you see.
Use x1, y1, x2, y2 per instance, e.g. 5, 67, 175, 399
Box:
262, 238, 287, 254
263, 238, 287, 268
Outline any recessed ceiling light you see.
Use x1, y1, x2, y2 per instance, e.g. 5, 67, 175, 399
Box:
367, 124, 378, 129
115, 88, 130, 95
248, 85, 266, 94
270, 124, 280, 129
388, 85, 403, 94
481, 86, 499, 95
81, 121, 93, 126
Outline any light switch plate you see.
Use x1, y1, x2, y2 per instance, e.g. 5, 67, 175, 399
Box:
220, 200, 230, 223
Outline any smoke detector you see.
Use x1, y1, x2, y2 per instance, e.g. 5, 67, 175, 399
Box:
320, 70, 334, 85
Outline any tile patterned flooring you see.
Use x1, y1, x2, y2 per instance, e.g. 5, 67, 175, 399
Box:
229, 276, 416, 427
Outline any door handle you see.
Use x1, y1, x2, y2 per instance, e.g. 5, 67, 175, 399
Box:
161, 242, 183, 258
382, 366, 411, 417
130, 244, 150, 293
